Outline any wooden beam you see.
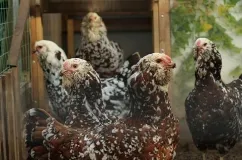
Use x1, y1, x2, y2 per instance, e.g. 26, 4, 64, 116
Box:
66, 11, 151, 18
12, 68, 25, 159
8, 0, 30, 66
2, 72, 16, 160
67, 18, 75, 58
158, 0, 171, 56
0, 77, 7, 160
152, 0, 159, 52
43, 1, 151, 13
31, 6, 49, 110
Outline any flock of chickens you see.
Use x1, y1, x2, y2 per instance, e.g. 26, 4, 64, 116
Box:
24, 12, 242, 160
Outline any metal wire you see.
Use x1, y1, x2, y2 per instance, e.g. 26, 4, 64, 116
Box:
19, 17, 31, 86
0, 0, 31, 86
0, 0, 12, 75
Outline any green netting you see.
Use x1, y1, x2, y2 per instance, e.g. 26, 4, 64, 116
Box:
0, 0, 13, 75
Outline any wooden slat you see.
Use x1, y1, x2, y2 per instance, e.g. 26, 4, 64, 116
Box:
67, 19, 75, 58
9, 71, 20, 160
30, 17, 39, 109
12, 68, 25, 159
44, 1, 151, 13
152, 0, 159, 52
0, 77, 7, 160
2, 72, 15, 160
67, 11, 151, 18
31, 5, 49, 110
158, 0, 171, 56
8, 0, 30, 66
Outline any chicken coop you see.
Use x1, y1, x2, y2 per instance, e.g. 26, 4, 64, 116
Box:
0, 0, 242, 159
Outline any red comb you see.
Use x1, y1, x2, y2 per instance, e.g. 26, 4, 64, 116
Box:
196, 40, 201, 46
163, 54, 171, 62
63, 61, 69, 69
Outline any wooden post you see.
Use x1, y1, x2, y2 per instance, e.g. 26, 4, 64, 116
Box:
152, 0, 160, 52
30, 4, 49, 110
152, 0, 172, 100
0, 77, 7, 160
2, 72, 17, 160
12, 68, 26, 159
152, 0, 171, 55
67, 18, 75, 58
8, 0, 30, 66
158, 0, 171, 56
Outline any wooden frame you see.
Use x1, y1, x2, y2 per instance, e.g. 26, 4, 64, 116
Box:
152, 0, 171, 55
30, 3, 49, 111
42, 1, 152, 14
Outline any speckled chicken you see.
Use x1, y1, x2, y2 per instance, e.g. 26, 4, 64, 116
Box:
34, 40, 70, 122
24, 53, 179, 160
101, 51, 140, 118
185, 38, 242, 160
34, 40, 139, 124
75, 12, 124, 78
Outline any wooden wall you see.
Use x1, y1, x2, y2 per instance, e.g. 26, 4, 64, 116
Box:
43, 0, 152, 13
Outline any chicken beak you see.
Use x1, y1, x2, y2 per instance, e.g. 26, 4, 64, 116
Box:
167, 62, 176, 69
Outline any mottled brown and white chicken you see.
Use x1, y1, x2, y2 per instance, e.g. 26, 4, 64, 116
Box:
185, 38, 242, 160
75, 12, 124, 78
24, 53, 179, 160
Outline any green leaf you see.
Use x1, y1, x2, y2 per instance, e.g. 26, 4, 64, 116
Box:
229, 66, 242, 77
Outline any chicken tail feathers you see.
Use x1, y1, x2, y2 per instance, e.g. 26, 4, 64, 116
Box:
126, 52, 141, 68
116, 52, 141, 82
24, 108, 52, 159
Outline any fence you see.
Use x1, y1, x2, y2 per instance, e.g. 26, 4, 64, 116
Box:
0, 0, 31, 159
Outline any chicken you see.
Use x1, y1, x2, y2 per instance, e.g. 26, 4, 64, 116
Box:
34, 40, 70, 122
24, 52, 179, 160
75, 12, 124, 78
101, 52, 140, 118
185, 38, 242, 160
35, 40, 140, 121
61, 58, 112, 128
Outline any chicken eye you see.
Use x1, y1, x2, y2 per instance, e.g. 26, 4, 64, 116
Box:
156, 59, 162, 63
203, 43, 207, 46
37, 46, 43, 49
72, 64, 78, 68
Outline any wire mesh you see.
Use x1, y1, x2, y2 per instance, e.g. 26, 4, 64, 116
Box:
0, 0, 13, 75
0, 0, 31, 85
18, 18, 31, 86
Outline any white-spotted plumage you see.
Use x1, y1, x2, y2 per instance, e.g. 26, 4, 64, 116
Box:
185, 37, 242, 158
34, 40, 70, 121
75, 12, 124, 78
101, 52, 141, 118
24, 52, 179, 160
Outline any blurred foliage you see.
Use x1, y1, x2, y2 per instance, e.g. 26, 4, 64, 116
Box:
170, 0, 242, 112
